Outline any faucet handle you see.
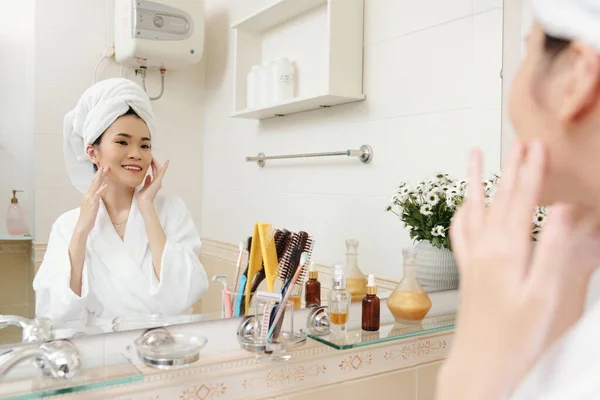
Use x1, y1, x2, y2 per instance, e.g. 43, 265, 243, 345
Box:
22, 318, 55, 343
0, 340, 79, 379
0, 315, 55, 343
37, 340, 80, 379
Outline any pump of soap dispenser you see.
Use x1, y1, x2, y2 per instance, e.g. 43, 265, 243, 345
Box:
6, 190, 27, 236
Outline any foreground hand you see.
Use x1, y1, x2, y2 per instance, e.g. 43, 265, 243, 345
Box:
438, 141, 600, 399
75, 166, 109, 235
138, 158, 169, 206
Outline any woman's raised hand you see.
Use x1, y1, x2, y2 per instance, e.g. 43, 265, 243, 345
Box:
438, 141, 600, 399
75, 166, 109, 235
138, 158, 169, 207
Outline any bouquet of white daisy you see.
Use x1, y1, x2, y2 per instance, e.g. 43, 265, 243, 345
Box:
386, 174, 466, 251
387, 173, 549, 251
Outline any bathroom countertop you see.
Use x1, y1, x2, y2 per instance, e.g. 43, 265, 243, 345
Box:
0, 234, 33, 241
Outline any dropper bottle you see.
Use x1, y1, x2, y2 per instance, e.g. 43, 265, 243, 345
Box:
305, 262, 321, 307
361, 274, 380, 331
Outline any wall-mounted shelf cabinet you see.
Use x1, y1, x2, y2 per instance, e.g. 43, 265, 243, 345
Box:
230, 0, 365, 120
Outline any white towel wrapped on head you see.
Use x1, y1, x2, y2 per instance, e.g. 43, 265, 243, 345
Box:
63, 78, 156, 193
534, 0, 600, 52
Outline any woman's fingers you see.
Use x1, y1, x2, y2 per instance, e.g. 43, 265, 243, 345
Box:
528, 204, 576, 288
449, 206, 470, 274
490, 141, 525, 219
93, 183, 108, 203
89, 166, 107, 193
151, 158, 158, 177
465, 149, 486, 233
510, 141, 546, 234
143, 175, 152, 189
158, 160, 169, 180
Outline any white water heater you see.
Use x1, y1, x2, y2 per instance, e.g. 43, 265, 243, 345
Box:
114, 0, 204, 70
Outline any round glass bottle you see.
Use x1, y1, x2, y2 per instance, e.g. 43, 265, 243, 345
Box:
386, 247, 432, 325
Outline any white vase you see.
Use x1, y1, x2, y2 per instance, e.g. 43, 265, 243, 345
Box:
414, 240, 459, 291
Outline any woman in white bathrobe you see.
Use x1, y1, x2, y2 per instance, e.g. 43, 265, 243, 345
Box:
435, 1, 600, 399
33, 78, 208, 327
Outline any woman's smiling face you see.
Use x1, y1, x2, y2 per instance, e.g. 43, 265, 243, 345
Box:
86, 113, 152, 188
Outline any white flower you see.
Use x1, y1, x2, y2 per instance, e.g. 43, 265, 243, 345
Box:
431, 225, 445, 237
425, 190, 440, 206
420, 204, 433, 216
395, 186, 411, 203
446, 197, 456, 209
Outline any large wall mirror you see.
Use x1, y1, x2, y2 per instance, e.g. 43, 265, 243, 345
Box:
0, 0, 504, 348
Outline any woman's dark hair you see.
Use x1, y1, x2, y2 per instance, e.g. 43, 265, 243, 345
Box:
92, 107, 140, 172
543, 34, 571, 61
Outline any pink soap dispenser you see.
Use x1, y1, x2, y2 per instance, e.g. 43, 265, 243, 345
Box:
7, 190, 27, 236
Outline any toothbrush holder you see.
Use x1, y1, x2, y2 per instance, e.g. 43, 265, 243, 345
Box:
254, 297, 294, 342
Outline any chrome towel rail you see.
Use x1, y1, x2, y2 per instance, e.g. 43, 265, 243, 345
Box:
246, 145, 373, 168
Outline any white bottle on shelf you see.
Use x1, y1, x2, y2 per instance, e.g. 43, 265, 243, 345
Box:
257, 61, 274, 108
271, 57, 295, 103
246, 65, 260, 109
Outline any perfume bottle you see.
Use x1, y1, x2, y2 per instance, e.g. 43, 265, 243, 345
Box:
386, 247, 432, 325
305, 262, 321, 307
328, 264, 351, 331
345, 239, 368, 302
362, 274, 380, 332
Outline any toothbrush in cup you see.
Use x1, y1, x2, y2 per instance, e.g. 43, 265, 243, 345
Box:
233, 240, 246, 294
266, 252, 308, 341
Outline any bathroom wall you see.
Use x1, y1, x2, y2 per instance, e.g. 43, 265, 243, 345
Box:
201, 0, 504, 277
32, 0, 205, 241
0, 0, 35, 236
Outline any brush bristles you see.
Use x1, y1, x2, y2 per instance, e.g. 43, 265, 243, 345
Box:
276, 233, 301, 282
275, 231, 314, 286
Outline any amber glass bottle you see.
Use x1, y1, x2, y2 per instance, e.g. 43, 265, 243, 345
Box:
305, 263, 321, 307
362, 274, 380, 331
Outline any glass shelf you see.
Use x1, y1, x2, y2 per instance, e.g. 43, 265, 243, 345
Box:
304, 313, 455, 350
0, 353, 142, 400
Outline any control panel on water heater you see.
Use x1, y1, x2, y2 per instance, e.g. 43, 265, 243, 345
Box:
133, 0, 194, 40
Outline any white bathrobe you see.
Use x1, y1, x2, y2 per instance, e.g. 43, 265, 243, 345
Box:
33, 192, 208, 326
508, 270, 600, 399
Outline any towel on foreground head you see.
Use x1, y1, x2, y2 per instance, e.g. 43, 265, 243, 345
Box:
63, 78, 155, 193
533, 0, 600, 52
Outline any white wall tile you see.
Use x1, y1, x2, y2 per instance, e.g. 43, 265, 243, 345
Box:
35, 134, 72, 188
388, 0, 472, 39
35, 0, 106, 36
389, 18, 474, 116
474, 0, 503, 14
473, 9, 503, 107
35, 83, 85, 135
34, 186, 82, 240
0, 44, 28, 85
364, 0, 392, 45
35, 25, 106, 87
470, 105, 502, 174
0, 0, 34, 237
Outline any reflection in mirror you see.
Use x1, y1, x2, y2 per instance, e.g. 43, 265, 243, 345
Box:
0, 0, 504, 349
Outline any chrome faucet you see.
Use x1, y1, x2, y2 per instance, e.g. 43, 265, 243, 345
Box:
0, 340, 79, 379
0, 315, 55, 343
